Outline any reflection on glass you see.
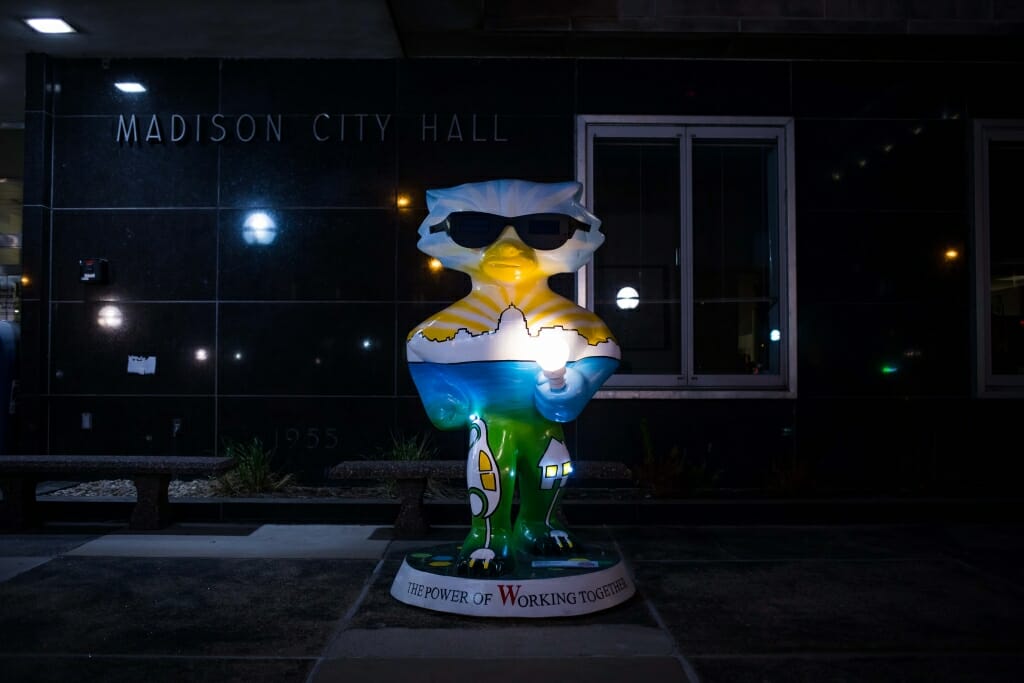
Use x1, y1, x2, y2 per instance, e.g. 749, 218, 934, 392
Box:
594, 138, 681, 374
694, 301, 780, 375
615, 286, 640, 310
242, 211, 278, 245
988, 141, 1024, 376
233, 351, 244, 361
96, 305, 123, 329
692, 139, 780, 376
362, 338, 373, 350
194, 348, 209, 362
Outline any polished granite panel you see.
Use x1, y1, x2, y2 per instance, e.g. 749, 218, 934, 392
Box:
396, 114, 573, 210
50, 302, 215, 395
691, 655, 1024, 683
795, 119, 966, 213
22, 112, 51, 207
396, 208, 472, 303
397, 59, 574, 115
797, 210, 969, 305
964, 62, 1024, 118
222, 59, 396, 114
51, 210, 216, 302
52, 59, 219, 115
217, 396, 397, 480
18, 206, 46, 301
0, 557, 370, 655
14, 300, 42, 395
635, 558, 1024, 654
24, 53, 50, 113
576, 398, 792, 487
577, 60, 791, 115
798, 301, 970, 397
792, 61, 967, 118
218, 117, 396, 208
48, 396, 215, 456
217, 303, 394, 396
52, 117, 219, 208
0, 657, 313, 683
219, 208, 395, 301
794, 397, 977, 494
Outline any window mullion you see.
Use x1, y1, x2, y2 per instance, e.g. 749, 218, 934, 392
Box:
680, 128, 694, 385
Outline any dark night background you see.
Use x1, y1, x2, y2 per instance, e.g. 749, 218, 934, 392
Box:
15, 34, 1024, 494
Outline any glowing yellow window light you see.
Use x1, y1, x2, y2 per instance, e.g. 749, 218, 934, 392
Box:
545, 465, 558, 478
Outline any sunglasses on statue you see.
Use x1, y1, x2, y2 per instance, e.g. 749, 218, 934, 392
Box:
430, 212, 591, 250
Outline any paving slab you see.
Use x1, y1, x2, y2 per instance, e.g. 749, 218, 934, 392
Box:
0, 655, 314, 683
326, 624, 675, 657
635, 558, 1024, 655
0, 557, 375, 657
0, 556, 51, 582
312, 656, 689, 683
66, 524, 389, 559
0, 533, 100, 556
690, 654, 1024, 682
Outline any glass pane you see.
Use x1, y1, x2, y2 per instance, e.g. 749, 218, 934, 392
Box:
593, 138, 681, 374
989, 140, 1024, 376
692, 140, 779, 300
693, 301, 781, 375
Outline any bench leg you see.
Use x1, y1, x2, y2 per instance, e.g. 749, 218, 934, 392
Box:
131, 474, 171, 530
393, 478, 429, 539
0, 477, 39, 530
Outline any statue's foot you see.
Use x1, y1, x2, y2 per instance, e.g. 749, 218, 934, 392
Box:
514, 523, 582, 556
456, 529, 512, 576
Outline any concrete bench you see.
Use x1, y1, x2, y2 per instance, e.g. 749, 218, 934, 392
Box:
328, 459, 631, 538
0, 455, 233, 531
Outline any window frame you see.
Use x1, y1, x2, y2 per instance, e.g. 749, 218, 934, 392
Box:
974, 119, 1024, 396
576, 115, 797, 399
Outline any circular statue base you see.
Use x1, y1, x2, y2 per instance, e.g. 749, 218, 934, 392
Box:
390, 543, 635, 618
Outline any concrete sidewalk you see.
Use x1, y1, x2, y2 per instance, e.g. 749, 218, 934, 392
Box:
1, 522, 1022, 682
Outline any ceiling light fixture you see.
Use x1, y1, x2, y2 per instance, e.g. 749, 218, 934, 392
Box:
115, 82, 146, 93
24, 18, 76, 34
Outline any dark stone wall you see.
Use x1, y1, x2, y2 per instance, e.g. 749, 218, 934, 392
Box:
18, 51, 1024, 493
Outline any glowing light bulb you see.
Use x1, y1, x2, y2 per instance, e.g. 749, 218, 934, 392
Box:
194, 348, 209, 362
396, 195, 411, 208
770, 329, 781, 342
944, 248, 959, 261
428, 257, 443, 272
537, 337, 570, 391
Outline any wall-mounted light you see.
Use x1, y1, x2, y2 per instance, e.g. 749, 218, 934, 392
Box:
242, 211, 277, 245
615, 286, 639, 310
97, 305, 123, 329
24, 18, 76, 33
114, 82, 147, 93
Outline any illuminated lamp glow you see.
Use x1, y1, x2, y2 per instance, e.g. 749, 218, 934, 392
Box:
615, 286, 640, 310
537, 337, 570, 391
242, 211, 277, 245
770, 329, 781, 342
362, 338, 373, 350
944, 248, 959, 261
428, 257, 443, 272
114, 82, 146, 93
25, 18, 76, 33
234, 351, 243, 361
194, 348, 209, 362
20, 275, 29, 287
97, 305, 123, 329
396, 195, 411, 208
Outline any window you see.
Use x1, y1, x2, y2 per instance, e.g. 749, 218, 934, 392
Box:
975, 121, 1024, 395
576, 116, 796, 396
